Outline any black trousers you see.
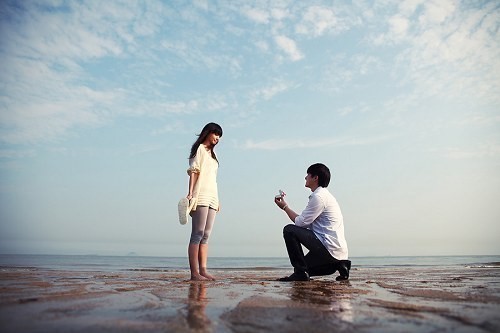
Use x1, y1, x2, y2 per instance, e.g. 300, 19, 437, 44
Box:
283, 224, 339, 276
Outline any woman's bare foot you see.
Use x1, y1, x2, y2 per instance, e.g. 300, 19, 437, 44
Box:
190, 273, 208, 281
200, 269, 216, 281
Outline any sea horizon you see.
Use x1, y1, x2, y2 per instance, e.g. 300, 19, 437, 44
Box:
1, 253, 499, 273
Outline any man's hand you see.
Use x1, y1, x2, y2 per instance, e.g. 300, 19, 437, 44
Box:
275, 196, 298, 222
274, 196, 287, 210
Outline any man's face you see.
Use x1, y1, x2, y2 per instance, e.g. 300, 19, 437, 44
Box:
304, 173, 317, 189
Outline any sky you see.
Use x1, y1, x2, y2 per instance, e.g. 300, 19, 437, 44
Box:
0, 0, 499, 258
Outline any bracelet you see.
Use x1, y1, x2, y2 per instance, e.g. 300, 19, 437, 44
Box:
282, 205, 288, 211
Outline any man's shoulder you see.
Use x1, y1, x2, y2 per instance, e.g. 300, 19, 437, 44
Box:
310, 187, 331, 203
315, 187, 332, 196
315, 187, 338, 204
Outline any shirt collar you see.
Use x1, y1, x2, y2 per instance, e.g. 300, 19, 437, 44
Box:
309, 186, 323, 198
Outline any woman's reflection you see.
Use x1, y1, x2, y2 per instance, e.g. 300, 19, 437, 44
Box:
186, 282, 212, 331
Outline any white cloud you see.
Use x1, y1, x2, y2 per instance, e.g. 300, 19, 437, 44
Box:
315, 54, 381, 93
295, 4, 357, 37
296, 5, 336, 37
0, 149, 36, 159
0, 1, 243, 144
0, 1, 171, 144
274, 35, 304, 61
252, 81, 294, 101
242, 7, 270, 24
374, 0, 456, 45
418, 0, 456, 25
398, 0, 425, 16
193, 0, 209, 11
352, 54, 382, 75
0, 90, 118, 144
1, 0, 498, 148
241, 135, 391, 150
389, 15, 409, 40
128, 144, 162, 156
374, 0, 500, 110
151, 121, 185, 136
138, 100, 200, 117
255, 40, 269, 52
0, 52, 123, 143
441, 144, 500, 160
271, 8, 288, 21
457, 115, 500, 127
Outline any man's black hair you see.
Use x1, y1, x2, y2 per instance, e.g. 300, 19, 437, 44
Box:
307, 163, 331, 187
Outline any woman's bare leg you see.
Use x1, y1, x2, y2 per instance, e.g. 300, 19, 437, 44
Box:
188, 243, 207, 281
198, 208, 217, 280
198, 243, 215, 280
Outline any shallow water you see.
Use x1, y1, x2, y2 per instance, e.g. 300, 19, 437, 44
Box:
0, 260, 499, 332
1, 254, 499, 272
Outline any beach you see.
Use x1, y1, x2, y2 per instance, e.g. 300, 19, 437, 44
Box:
0, 257, 499, 332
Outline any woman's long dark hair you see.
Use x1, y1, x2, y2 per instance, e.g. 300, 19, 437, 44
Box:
189, 122, 223, 163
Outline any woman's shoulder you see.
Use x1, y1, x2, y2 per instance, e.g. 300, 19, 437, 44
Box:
193, 145, 211, 162
192, 144, 207, 156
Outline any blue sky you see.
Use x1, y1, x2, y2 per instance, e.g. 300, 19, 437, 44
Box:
0, 0, 499, 258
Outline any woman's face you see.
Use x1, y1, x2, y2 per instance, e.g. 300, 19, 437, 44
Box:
205, 132, 220, 147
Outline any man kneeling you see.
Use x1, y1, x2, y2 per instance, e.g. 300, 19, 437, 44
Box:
274, 163, 350, 282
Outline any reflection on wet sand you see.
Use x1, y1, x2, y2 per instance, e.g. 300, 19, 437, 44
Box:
186, 282, 212, 332
0, 266, 498, 332
221, 278, 359, 333
288, 280, 353, 322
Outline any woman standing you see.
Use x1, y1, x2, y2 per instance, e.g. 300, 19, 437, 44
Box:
181, 122, 222, 281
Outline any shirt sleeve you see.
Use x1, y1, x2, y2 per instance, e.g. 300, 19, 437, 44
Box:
187, 147, 203, 175
294, 194, 325, 227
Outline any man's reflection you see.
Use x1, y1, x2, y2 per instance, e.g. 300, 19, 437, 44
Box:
186, 282, 212, 331
288, 281, 353, 322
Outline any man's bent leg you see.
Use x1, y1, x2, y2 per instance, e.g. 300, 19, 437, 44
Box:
305, 256, 337, 276
304, 241, 338, 276
306, 255, 352, 280
283, 225, 328, 275
283, 225, 308, 274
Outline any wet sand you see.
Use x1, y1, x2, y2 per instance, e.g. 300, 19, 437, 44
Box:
0, 264, 499, 332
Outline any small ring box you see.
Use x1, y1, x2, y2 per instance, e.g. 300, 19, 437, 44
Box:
275, 190, 285, 199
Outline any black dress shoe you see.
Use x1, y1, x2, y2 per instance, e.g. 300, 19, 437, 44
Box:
278, 272, 310, 281
335, 260, 351, 281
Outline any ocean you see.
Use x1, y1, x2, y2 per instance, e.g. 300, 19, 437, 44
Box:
0, 254, 498, 272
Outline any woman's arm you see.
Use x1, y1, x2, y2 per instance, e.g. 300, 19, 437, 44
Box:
187, 172, 199, 200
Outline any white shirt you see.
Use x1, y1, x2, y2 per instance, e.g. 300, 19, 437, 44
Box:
187, 145, 219, 210
294, 187, 348, 260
